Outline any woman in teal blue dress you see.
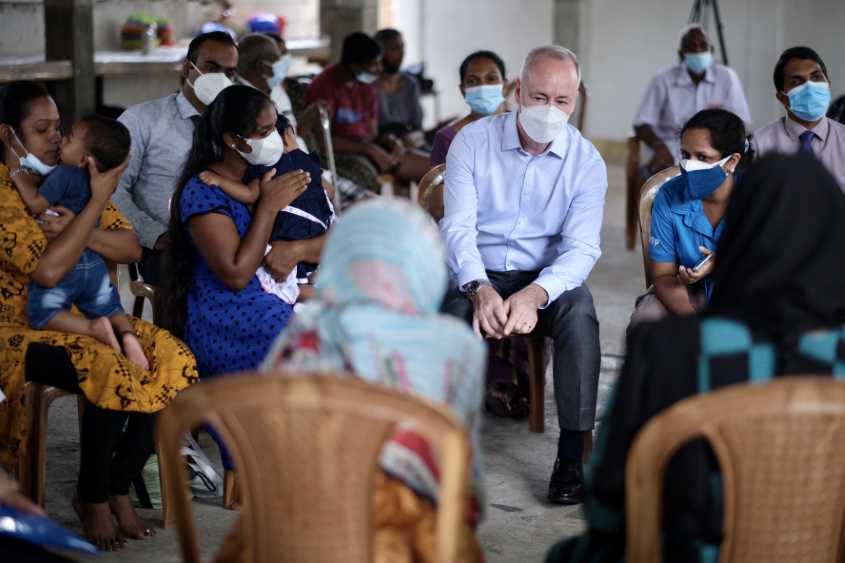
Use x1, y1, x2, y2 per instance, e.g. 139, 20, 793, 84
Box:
547, 153, 845, 562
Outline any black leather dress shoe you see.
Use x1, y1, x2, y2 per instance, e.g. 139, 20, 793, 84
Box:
547, 458, 585, 505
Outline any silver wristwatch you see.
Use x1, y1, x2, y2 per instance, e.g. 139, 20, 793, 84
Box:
463, 279, 490, 300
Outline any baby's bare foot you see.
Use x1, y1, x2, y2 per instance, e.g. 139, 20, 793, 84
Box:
121, 333, 150, 370
90, 317, 120, 353
108, 494, 155, 540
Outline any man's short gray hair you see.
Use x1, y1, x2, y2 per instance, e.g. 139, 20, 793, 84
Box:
237, 33, 279, 75
521, 45, 581, 84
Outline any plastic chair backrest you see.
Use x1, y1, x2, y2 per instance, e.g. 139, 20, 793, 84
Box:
418, 164, 446, 221
638, 166, 680, 288
158, 373, 471, 563
626, 377, 845, 563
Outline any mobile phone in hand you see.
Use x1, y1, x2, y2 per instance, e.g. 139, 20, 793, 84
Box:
693, 254, 712, 272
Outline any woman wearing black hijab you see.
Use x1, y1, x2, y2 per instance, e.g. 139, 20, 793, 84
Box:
547, 153, 845, 562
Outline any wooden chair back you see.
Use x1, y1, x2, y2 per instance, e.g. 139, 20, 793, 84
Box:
626, 377, 845, 563
418, 163, 446, 221
573, 82, 589, 132
637, 166, 680, 288
158, 373, 471, 563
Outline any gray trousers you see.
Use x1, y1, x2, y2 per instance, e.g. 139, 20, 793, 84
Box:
442, 270, 601, 431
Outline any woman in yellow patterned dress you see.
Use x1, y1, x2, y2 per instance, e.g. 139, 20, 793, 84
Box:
0, 82, 197, 551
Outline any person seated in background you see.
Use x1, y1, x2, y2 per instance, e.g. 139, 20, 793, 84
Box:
751, 46, 845, 190
236, 33, 291, 130
430, 50, 511, 167
307, 31, 429, 197
633, 24, 751, 176
14, 115, 148, 368
629, 109, 746, 326
374, 28, 427, 151
546, 153, 845, 562
200, 116, 333, 304
262, 199, 485, 563
113, 31, 238, 286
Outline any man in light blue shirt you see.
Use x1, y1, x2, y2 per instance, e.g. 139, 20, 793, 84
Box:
441, 45, 607, 506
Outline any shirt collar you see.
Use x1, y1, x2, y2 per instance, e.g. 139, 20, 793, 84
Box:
176, 91, 201, 120
501, 109, 567, 159
675, 64, 715, 87
783, 114, 830, 141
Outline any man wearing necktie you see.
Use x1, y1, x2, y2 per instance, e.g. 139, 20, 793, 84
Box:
751, 46, 845, 190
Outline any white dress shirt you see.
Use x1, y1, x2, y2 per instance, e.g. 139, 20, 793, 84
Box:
440, 111, 608, 305
633, 63, 752, 161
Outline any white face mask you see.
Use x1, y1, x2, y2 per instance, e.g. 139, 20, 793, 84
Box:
518, 104, 570, 144
9, 130, 57, 176
679, 155, 731, 172
237, 129, 284, 166
188, 61, 234, 106
356, 71, 378, 85
265, 54, 293, 90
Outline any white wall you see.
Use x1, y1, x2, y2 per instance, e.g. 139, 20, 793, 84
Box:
386, 0, 554, 126
385, 0, 845, 141
579, 0, 845, 141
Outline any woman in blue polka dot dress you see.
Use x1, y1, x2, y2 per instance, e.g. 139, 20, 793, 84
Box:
162, 85, 311, 379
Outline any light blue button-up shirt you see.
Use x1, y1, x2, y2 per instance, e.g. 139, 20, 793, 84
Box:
440, 111, 608, 304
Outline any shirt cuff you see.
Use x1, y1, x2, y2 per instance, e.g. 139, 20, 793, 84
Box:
456, 263, 490, 291
533, 274, 566, 309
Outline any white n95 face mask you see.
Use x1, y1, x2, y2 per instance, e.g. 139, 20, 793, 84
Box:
237, 129, 284, 166
188, 61, 234, 106
518, 104, 570, 144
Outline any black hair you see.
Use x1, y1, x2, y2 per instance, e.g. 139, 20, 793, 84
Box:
161, 85, 274, 337
681, 108, 748, 168
186, 31, 237, 64
263, 32, 284, 48
79, 115, 130, 172
374, 28, 401, 46
459, 50, 506, 84
340, 32, 381, 66
773, 46, 828, 92
0, 81, 51, 160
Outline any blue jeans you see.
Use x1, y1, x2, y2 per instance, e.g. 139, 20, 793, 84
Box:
27, 249, 123, 329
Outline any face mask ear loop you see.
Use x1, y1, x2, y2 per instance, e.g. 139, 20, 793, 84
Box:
8, 130, 27, 162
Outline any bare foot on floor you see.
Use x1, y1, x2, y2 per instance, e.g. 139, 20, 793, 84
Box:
72, 496, 127, 551
90, 317, 120, 353
109, 494, 155, 540
121, 333, 150, 370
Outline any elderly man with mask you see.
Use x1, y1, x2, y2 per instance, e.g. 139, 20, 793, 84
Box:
236, 33, 297, 129
441, 45, 606, 505
751, 46, 845, 190
633, 24, 751, 175
113, 31, 237, 285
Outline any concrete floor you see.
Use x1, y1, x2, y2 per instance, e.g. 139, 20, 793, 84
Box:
40, 163, 643, 562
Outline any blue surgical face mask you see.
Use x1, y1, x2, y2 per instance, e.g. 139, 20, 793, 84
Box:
679, 155, 730, 199
356, 71, 378, 85
464, 84, 505, 115
10, 131, 57, 176
265, 54, 293, 90
684, 51, 713, 74
786, 80, 831, 122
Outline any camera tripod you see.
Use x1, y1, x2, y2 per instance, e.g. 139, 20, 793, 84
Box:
689, 0, 729, 66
